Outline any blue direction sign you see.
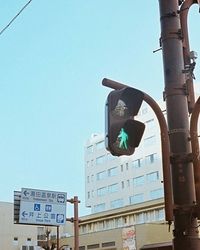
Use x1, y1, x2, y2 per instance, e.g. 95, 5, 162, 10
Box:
19, 188, 67, 226
34, 204, 41, 211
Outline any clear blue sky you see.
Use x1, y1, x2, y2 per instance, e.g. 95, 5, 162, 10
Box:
0, 1, 199, 216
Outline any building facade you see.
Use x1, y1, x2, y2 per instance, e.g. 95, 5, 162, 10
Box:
84, 101, 166, 214
60, 198, 173, 250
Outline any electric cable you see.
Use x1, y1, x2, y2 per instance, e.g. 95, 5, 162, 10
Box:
0, 0, 33, 36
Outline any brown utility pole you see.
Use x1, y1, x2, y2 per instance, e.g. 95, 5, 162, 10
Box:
73, 196, 79, 250
57, 226, 59, 250
67, 196, 80, 250
158, 0, 200, 249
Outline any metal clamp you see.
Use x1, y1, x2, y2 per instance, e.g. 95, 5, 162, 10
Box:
170, 153, 193, 164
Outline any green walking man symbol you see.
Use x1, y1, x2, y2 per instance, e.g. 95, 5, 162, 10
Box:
118, 128, 129, 149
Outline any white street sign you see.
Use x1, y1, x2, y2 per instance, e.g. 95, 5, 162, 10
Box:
19, 188, 67, 226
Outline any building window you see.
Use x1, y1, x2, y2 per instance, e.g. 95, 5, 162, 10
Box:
98, 221, 105, 230
133, 176, 145, 186
132, 159, 143, 168
13, 237, 18, 245
96, 140, 104, 150
155, 208, 165, 221
108, 183, 119, 193
87, 176, 90, 183
163, 109, 167, 116
102, 242, 115, 247
105, 220, 111, 230
144, 136, 156, 146
94, 203, 105, 213
87, 191, 90, 199
106, 153, 115, 161
110, 199, 123, 209
126, 162, 129, 170
136, 213, 144, 224
145, 118, 155, 128
108, 167, 118, 177
129, 194, 144, 204
145, 153, 157, 165
121, 165, 123, 172
121, 181, 125, 189
96, 155, 105, 165
91, 159, 94, 167
147, 171, 159, 182
87, 244, 100, 249
87, 145, 93, 153
144, 211, 155, 222
127, 179, 130, 187
96, 171, 107, 181
81, 225, 87, 233
115, 217, 122, 227
123, 217, 127, 225
97, 187, 107, 196
150, 188, 164, 199
142, 107, 148, 114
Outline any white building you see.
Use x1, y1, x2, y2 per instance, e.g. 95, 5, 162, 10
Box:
84, 100, 167, 214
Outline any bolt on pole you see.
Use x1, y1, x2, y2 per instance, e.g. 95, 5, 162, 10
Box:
158, 0, 200, 249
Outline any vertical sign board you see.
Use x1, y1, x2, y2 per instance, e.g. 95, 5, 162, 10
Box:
19, 188, 67, 226
122, 226, 136, 250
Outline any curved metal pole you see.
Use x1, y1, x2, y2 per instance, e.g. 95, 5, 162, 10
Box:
180, 0, 199, 63
190, 96, 200, 211
102, 78, 173, 222
144, 93, 173, 223
180, 0, 199, 113
180, 0, 200, 213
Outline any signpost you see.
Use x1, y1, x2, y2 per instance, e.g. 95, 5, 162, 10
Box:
18, 188, 67, 226
14, 188, 79, 250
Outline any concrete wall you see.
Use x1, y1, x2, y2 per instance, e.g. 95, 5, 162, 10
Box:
135, 223, 172, 249
59, 223, 172, 250
0, 201, 38, 250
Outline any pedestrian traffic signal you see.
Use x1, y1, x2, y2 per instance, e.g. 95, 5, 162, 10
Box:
105, 87, 145, 156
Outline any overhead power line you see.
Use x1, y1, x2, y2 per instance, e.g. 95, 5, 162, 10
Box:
0, 0, 33, 36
